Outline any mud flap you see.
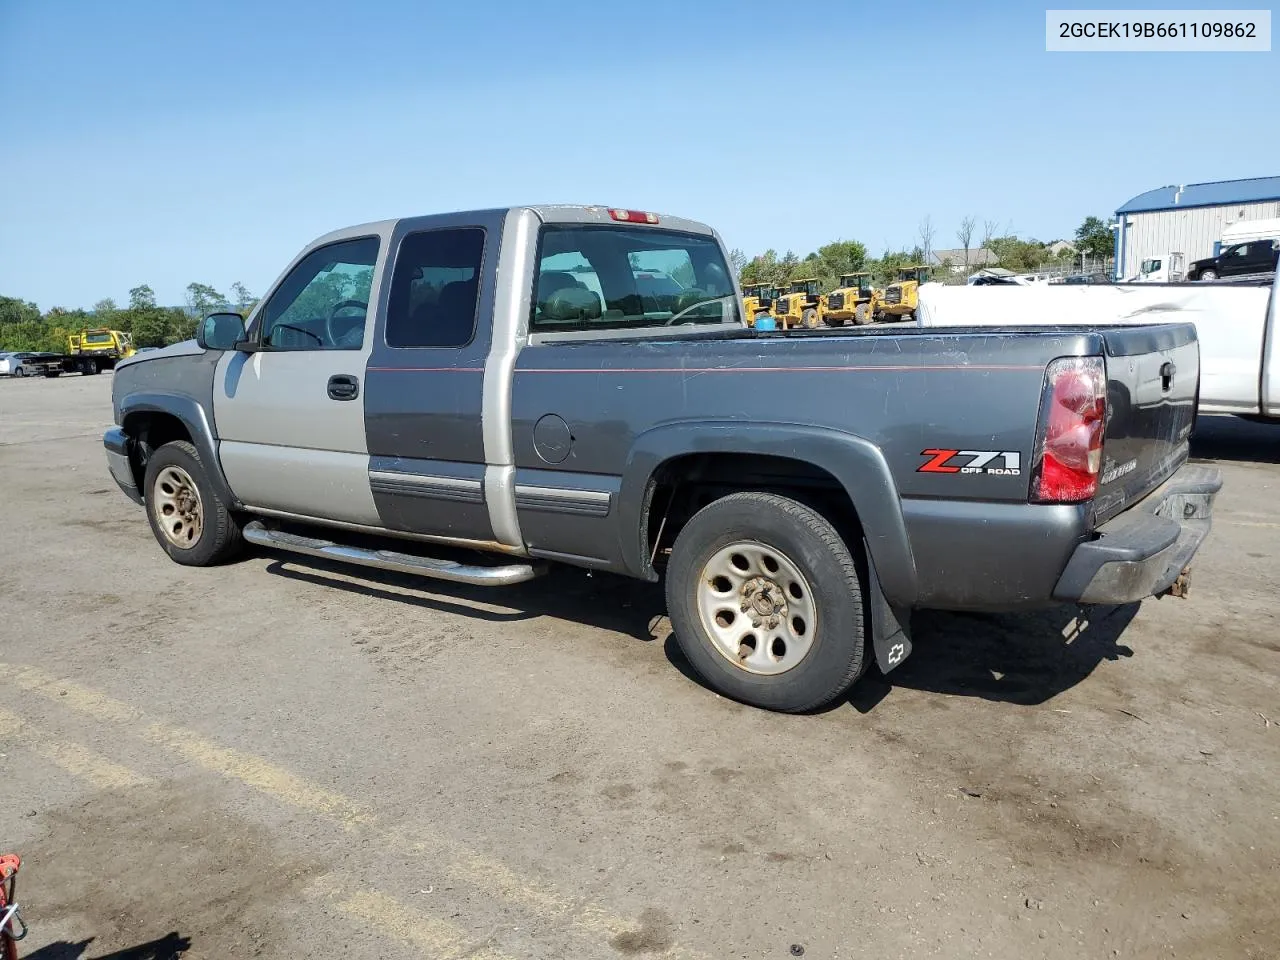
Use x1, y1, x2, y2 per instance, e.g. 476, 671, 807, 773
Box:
865, 539, 913, 673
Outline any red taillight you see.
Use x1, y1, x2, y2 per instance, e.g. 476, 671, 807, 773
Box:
608, 208, 659, 224
1030, 356, 1106, 504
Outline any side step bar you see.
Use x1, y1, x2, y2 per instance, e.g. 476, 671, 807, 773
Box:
242, 520, 546, 587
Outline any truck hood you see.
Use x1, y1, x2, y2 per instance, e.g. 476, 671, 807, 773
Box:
115, 339, 205, 369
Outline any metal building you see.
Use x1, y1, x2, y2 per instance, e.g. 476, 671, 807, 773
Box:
1113, 176, 1280, 279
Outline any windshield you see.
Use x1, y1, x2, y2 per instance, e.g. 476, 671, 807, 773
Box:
1141, 259, 1161, 273
532, 226, 740, 331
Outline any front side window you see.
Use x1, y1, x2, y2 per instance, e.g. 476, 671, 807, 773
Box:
532, 226, 739, 331
259, 237, 379, 351
1232, 244, 1250, 258
385, 228, 485, 348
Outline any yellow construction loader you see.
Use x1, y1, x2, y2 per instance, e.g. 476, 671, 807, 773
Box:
820, 272, 879, 326
741, 282, 780, 326
772, 278, 823, 329
878, 265, 931, 322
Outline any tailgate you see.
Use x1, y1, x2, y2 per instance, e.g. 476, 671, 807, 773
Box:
1093, 323, 1198, 524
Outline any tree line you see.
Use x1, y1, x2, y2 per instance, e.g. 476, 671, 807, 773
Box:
0, 282, 255, 353
1, 215, 1117, 351
731, 215, 1114, 292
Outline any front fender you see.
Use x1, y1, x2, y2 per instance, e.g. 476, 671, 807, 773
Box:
617, 420, 919, 609
117, 392, 239, 508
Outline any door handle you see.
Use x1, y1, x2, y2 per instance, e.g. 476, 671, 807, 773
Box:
327, 374, 360, 401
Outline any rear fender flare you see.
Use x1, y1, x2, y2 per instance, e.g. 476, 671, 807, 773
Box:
618, 420, 919, 609
118, 392, 239, 507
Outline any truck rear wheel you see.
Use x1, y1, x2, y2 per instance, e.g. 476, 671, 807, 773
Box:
665, 492, 867, 713
143, 440, 243, 566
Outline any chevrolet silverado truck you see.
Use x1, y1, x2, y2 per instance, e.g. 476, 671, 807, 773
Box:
104, 205, 1221, 713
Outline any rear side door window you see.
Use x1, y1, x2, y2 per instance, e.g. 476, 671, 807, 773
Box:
1247, 240, 1276, 270
258, 237, 379, 350
385, 228, 486, 348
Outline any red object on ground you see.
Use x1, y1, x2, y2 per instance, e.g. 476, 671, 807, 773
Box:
1, 854, 20, 960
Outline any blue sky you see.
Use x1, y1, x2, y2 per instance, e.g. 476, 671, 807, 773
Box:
0, 0, 1275, 308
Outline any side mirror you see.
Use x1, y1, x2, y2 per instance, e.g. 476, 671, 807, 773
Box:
197, 312, 246, 351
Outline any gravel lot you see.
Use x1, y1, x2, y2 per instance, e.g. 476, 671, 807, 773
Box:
1, 373, 1277, 960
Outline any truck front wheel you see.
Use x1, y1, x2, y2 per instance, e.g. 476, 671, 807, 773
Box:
143, 440, 243, 566
665, 492, 867, 712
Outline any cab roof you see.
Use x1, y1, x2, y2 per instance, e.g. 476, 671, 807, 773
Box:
311, 205, 718, 248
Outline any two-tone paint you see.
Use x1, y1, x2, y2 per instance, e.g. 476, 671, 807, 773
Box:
109, 204, 1210, 636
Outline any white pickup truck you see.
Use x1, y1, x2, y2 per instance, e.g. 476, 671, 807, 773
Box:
917, 267, 1279, 421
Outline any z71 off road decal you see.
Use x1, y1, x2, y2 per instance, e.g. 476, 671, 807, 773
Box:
918, 449, 1022, 476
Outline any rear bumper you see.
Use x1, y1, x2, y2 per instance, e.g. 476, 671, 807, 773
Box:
1053, 464, 1222, 604
104, 427, 143, 505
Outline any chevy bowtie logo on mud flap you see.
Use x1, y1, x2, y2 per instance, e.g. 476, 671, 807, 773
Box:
918, 449, 1022, 476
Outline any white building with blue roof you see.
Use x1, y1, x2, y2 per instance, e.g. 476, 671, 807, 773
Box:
1113, 176, 1280, 280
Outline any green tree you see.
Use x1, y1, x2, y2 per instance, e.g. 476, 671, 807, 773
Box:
129, 284, 158, 310
740, 249, 781, 285
131, 309, 171, 347
988, 236, 1051, 273
185, 282, 227, 319
230, 281, 256, 312
0, 296, 41, 326
165, 306, 196, 344
869, 250, 917, 285
1075, 216, 1113, 259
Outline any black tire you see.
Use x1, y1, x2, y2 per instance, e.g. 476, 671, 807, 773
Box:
143, 440, 243, 566
1200, 268, 1217, 281
822, 313, 844, 328
854, 303, 871, 325
664, 492, 867, 713
13, 367, 26, 378
802, 307, 819, 329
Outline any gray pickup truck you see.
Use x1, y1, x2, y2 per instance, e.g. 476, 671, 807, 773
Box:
104, 205, 1221, 712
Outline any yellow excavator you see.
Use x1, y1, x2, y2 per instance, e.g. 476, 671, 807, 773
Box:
878, 265, 932, 322
820, 272, 879, 326
772, 278, 824, 329
741, 282, 780, 326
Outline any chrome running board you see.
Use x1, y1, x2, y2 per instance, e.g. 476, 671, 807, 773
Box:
243, 520, 545, 587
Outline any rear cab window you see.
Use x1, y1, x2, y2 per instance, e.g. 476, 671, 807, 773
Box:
531, 225, 740, 334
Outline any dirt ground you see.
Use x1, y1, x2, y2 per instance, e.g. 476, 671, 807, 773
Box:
1, 373, 1277, 960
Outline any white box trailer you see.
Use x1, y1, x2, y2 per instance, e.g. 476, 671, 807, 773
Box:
1221, 217, 1280, 246
915, 269, 1279, 420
